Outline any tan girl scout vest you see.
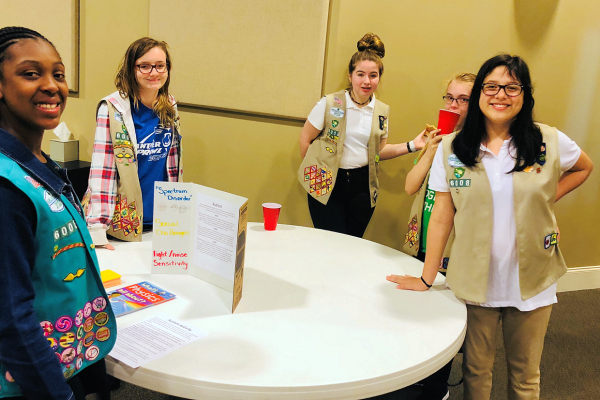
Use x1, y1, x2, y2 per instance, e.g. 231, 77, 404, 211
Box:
403, 169, 453, 271
100, 97, 182, 242
298, 90, 390, 207
442, 124, 566, 303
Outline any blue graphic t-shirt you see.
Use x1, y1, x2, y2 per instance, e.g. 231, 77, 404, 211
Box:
131, 100, 171, 225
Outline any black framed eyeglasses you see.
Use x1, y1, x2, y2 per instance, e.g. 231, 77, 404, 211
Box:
442, 95, 469, 106
135, 63, 168, 74
482, 83, 524, 97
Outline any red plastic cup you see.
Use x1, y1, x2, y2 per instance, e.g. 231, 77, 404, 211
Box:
262, 203, 282, 231
437, 109, 461, 135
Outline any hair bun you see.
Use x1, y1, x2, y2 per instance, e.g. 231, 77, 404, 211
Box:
357, 33, 385, 58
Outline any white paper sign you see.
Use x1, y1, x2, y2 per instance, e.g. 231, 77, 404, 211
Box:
153, 182, 248, 312
108, 314, 208, 368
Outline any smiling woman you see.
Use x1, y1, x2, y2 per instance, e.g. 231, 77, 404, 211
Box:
82, 37, 183, 249
297, 33, 427, 238
0, 26, 116, 400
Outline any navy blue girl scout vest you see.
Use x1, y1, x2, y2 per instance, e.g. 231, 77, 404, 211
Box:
0, 153, 116, 398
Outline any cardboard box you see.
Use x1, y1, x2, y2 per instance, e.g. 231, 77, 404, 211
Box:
50, 139, 79, 162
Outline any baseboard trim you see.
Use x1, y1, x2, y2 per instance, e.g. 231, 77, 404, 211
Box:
557, 266, 600, 292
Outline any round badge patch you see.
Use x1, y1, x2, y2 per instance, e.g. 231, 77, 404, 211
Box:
40, 320, 54, 337
94, 312, 109, 327
63, 364, 75, 379
75, 309, 84, 327
55, 316, 73, 333
83, 331, 95, 347
83, 317, 94, 333
76, 354, 84, 370
92, 297, 107, 312
59, 332, 75, 348
96, 327, 111, 342
61, 347, 77, 364
5, 371, 14, 382
83, 302, 92, 318
77, 325, 85, 340
48, 337, 59, 351
77, 339, 84, 355
85, 345, 100, 361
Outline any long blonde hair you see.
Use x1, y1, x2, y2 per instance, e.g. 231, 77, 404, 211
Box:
114, 37, 176, 127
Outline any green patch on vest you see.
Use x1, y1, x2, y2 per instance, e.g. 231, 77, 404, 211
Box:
449, 179, 471, 188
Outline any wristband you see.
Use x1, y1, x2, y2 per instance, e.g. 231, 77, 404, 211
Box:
406, 142, 415, 153
420, 276, 432, 288
408, 140, 417, 153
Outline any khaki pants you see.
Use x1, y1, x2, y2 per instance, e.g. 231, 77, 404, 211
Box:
463, 304, 553, 400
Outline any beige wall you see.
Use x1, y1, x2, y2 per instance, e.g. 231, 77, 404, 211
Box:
48, 0, 598, 267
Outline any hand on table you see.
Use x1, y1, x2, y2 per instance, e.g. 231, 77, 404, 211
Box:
386, 274, 430, 291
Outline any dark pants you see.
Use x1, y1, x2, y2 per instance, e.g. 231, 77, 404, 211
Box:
11, 358, 112, 400
307, 166, 375, 238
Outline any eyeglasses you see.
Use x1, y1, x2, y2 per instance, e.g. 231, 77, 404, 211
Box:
135, 63, 168, 74
442, 95, 469, 106
482, 83, 524, 97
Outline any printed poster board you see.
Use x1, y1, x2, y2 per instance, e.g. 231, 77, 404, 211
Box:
152, 182, 248, 312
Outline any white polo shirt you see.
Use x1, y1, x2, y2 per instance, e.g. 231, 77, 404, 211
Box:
307, 91, 388, 169
429, 130, 581, 311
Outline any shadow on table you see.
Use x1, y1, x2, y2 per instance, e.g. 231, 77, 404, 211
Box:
234, 268, 309, 314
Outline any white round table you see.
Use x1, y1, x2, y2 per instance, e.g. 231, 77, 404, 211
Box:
98, 223, 466, 400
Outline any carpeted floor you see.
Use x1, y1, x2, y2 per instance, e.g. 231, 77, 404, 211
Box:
92, 289, 600, 400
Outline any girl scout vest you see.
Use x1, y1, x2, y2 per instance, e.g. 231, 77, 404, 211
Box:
88, 96, 183, 242
0, 154, 117, 398
298, 90, 390, 207
403, 169, 453, 271
442, 124, 566, 303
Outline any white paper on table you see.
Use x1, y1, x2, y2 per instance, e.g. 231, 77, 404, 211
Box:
108, 313, 208, 368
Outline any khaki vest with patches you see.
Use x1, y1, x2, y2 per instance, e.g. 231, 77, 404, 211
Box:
298, 90, 389, 207
403, 169, 453, 271
105, 104, 183, 242
442, 124, 566, 302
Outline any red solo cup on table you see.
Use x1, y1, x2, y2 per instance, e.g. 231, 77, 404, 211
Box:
262, 203, 282, 231
437, 109, 461, 135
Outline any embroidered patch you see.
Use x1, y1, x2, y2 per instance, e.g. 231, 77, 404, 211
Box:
405, 215, 420, 249
544, 233, 558, 249
327, 128, 339, 141
63, 268, 86, 281
375, 155, 380, 163
304, 165, 333, 197
111, 194, 142, 237
55, 316, 74, 332
379, 115, 387, 130
332, 120, 339, 128
40, 321, 54, 337
454, 167, 465, 178
325, 147, 335, 154
53, 220, 78, 241
448, 154, 465, 168
115, 112, 123, 123
85, 345, 100, 361
63, 363, 75, 379
44, 191, 64, 213
440, 257, 450, 270
449, 179, 471, 188
96, 327, 111, 342
324, 137, 337, 146
523, 166, 534, 173
334, 96, 342, 106
53, 243, 85, 260
61, 347, 77, 363
25, 175, 42, 189
538, 142, 546, 166
537, 167, 541, 173
59, 332, 75, 348
330, 107, 345, 118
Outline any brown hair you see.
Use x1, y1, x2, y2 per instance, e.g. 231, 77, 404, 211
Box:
348, 33, 385, 80
114, 37, 175, 126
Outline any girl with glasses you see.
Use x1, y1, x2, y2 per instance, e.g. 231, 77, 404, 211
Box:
0, 26, 116, 399
83, 37, 182, 249
298, 33, 426, 238
389, 54, 593, 399
398, 72, 475, 400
